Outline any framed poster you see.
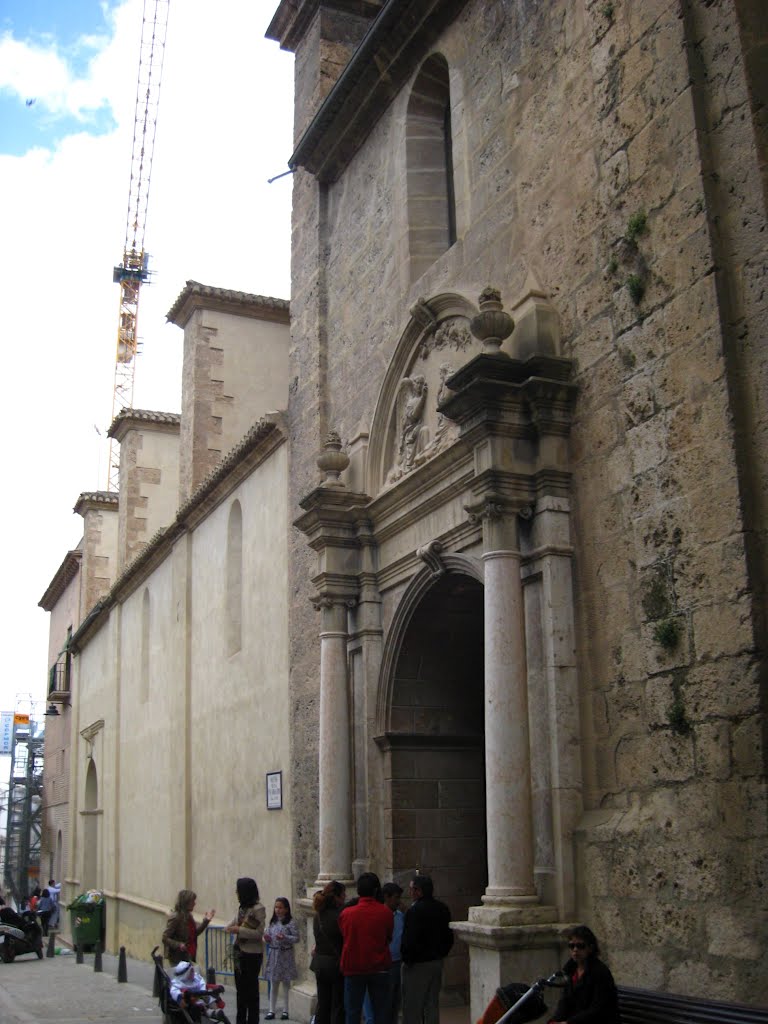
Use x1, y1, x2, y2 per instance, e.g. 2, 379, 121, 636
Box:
266, 771, 282, 810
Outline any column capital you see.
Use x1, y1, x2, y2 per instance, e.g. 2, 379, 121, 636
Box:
465, 494, 532, 551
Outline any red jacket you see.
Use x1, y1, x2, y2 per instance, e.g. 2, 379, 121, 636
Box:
339, 898, 393, 976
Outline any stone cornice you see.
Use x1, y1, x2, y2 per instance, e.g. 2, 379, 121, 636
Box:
108, 408, 181, 442
266, 0, 383, 53
70, 415, 287, 653
284, 0, 470, 182
74, 491, 118, 517
38, 549, 82, 611
167, 280, 290, 328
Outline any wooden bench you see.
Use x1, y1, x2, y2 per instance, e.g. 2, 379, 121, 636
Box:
618, 985, 768, 1024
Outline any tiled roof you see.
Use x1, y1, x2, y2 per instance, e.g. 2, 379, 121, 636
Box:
73, 491, 119, 515
166, 280, 290, 327
107, 408, 181, 439
38, 548, 82, 611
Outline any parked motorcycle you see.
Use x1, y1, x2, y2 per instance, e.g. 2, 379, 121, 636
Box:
0, 907, 44, 962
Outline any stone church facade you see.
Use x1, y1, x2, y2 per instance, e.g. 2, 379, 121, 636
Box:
267, 0, 767, 1012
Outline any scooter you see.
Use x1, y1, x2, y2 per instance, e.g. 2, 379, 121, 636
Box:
0, 907, 44, 963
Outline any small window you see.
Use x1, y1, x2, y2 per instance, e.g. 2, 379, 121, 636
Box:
406, 54, 456, 281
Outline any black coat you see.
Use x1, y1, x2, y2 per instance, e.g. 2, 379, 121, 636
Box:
550, 956, 621, 1024
400, 896, 453, 965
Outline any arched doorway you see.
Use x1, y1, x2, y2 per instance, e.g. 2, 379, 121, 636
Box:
83, 759, 99, 890
386, 570, 486, 1001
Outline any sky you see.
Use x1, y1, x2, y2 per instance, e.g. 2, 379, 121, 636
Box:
0, 0, 294, 728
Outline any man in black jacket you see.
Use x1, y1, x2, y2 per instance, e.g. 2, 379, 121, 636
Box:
400, 876, 454, 1024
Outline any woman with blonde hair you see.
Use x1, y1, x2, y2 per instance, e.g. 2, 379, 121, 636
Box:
162, 889, 215, 966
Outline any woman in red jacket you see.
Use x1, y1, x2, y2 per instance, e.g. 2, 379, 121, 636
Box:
549, 926, 621, 1024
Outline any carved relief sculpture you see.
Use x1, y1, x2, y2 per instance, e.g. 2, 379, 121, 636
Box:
387, 375, 429, 483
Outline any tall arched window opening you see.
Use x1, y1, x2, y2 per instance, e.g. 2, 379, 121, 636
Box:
141, 588, 150, 704
226, 500, 243, 656
406, 54, 456, 281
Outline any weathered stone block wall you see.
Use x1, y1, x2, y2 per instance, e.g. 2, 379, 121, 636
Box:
282, 0, 767, 999
81, 506, 119, 615
116, 422, 180, 571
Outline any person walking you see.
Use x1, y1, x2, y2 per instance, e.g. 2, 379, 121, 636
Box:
225, 877, 266, 1024
47, 879, 62, 930
400, 876, 454, 1024
162, 889, 216, 966
264, 897, 299, 1020
339, 872, 393, 1024
311, 880, 346, 1024
36, 888, 55, 936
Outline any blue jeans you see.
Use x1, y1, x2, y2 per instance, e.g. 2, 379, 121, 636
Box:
345, 972, 391, 1024
363, 962, 401, 1024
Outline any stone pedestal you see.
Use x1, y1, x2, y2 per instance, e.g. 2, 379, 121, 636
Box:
453, 917, 574, 1023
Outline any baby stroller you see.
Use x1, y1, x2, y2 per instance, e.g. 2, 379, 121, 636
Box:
477, 970, 568, 1024
152, 947, 231, 1024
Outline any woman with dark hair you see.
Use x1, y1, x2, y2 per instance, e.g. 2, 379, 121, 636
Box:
311, 880, 346, 1024
225, 877, 266, 1024
549, 926, 621, 1024
162, 889, 215, 966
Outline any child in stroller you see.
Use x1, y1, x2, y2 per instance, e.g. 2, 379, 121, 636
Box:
170, 960, 231, 1023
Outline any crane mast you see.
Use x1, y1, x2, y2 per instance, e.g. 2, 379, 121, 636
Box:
108, 0, 170, 491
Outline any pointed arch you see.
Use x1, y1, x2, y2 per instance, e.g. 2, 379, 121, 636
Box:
226, 500, 243, 655
140, 587, 150, 703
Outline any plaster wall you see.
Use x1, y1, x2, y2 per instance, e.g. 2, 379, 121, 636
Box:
188, 440, 291, 913
67, 439, 290, 958
117, 426, 180, 570
179, 307, 289, 502
283, 0, 767, 1001
46, 562, 81, 668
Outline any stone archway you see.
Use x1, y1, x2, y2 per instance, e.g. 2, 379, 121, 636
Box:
83, 759, 99, 890
386, 570, 486, 1003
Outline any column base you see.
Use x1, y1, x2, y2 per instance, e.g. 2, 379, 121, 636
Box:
288, 980, 317, 1024
469, 902, 559, 926
452, 914, 577, 1023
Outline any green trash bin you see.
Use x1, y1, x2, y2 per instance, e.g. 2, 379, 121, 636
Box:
68, 895, 105, 951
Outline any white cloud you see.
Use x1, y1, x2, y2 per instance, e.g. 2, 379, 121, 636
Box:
0, 0, 294, 715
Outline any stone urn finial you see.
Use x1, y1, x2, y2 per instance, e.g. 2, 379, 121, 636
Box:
317, 430, 350, 487
470, 287, 514, 355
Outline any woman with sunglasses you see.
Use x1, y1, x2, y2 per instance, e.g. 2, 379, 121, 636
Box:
548, 925, 620, 1024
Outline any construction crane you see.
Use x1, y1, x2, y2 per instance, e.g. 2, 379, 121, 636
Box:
108, 0, 170, 491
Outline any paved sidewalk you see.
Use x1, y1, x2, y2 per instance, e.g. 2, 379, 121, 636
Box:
0, 946, 165, 1024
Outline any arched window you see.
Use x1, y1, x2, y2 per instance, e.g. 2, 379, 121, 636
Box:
141, 588, 150, 703
406, 54, 456, 281
226, 500, 243, 655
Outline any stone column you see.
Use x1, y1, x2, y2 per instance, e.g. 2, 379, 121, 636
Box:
477, 503, 538, 905
315, 596, 353, 883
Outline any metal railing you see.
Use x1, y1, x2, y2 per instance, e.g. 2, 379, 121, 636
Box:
204, 926, 268, 988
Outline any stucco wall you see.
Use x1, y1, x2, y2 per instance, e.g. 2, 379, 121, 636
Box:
68, 439, 290, 958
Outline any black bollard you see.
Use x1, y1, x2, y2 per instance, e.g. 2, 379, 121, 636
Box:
94, 940, 103, 972
207, 965, 216, 985
46, 932, 56, 958
76, 943, 84, 964
117, 945, 128, 983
